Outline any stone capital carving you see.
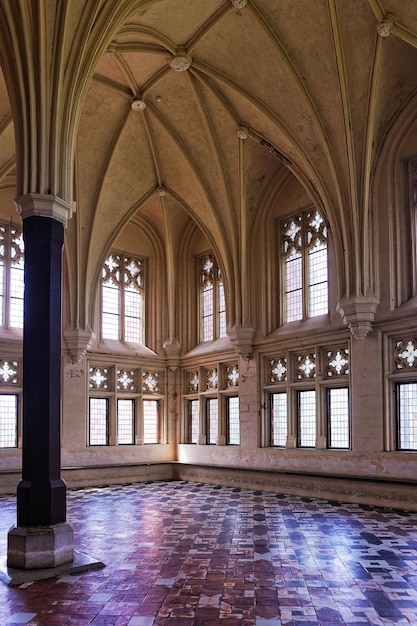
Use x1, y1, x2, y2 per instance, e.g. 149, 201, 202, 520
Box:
163, 337, 182, 371
64, 327, 95, 362
227, 324, 254, 358
15, 193, 76, 226
336, 293, 379, 340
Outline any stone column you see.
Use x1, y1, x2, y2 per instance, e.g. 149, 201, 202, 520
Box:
7, 194, 75, 570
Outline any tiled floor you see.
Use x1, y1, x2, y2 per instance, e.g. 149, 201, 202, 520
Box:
0, 482, 416, 624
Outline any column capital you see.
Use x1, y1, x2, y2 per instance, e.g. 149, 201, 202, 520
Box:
227, 324, 254, 358
163, 337, 182, 371
336, 293, 379, 340
15, 193, 76, 226
64, 327, 96, 363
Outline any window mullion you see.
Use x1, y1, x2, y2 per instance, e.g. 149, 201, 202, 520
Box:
4, 227, 11, 328
119, 255, 125, 342
302, 212, 308, 319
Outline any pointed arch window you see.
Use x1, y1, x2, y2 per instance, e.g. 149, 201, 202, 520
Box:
199, 253, 226, 342
281, 209, 328, 322
0, 223, 24, 329
101, 252, 144, 343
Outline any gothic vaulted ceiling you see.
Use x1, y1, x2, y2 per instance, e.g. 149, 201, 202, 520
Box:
1, 0, 417, 330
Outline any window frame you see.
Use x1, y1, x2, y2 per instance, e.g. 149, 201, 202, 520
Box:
0, 221, 24, 331
327, 386, 350, 449
142, 398, 161, 444
0, 393, 19, 448
0, 357, 22, 449
280, 207, 328, 324
182, 363, 240, 446
270, 391, 288, 448
101, 250, 145, 344
386, 335, 417, 452
88, 396, 109, 446
263, 344, 350, 450
186, 398, 200, 444
87, 361, 166, 446
226, 395, 240, 445
198, 252, 226, 343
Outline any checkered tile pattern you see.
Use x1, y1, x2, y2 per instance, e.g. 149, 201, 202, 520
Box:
0, 481, 416, 624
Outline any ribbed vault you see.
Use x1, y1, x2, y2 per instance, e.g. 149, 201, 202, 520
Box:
1, 0, 417, 339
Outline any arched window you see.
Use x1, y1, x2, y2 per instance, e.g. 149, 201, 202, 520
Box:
281, 209, 328, 322
199, 253, 226, 342
0, 222, 24, 329
101, 252, 144, 343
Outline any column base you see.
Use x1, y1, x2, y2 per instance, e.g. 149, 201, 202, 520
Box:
0, 550, 105, 586
7, 522, 74, 570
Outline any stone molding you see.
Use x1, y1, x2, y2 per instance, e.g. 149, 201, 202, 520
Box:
163, 337, 182, 371
15, 193, 75, 226
227, 324, 254, 357
336, 293, 379, 340
64, 327, 95, 362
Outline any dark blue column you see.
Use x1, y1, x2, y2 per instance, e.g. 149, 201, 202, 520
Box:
16, 215, 66, 527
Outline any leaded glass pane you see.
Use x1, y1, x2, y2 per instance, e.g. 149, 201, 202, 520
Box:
0, 394, 17, 448
271, 392, 287, 447
285, 254, 302, 322
218, 280, 226, 338
308, 246, 328, 316
0, 264, 4, 326
102, 282, 120, 339
227, 396, 240, 445
397, 383, 417, 450
298, 390, 316, 447
189, 399, 199, 444
89, 397, 108, 445
202, 284, 214, 342
328, 387, 350, 449
9, 228, 24, 329
281, 209, 328, 323
143, 399, 159, 443
117, 399, 135, 444
207, 398, 218, 444
124, 288, 142, 343
102, 252, 144, 343
200, 253, 225, 342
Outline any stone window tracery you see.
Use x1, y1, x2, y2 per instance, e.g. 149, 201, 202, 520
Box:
281, 208, 328, 323
102, 252, 144, 344
264, 343, 350, 450
199, 253, 226, 342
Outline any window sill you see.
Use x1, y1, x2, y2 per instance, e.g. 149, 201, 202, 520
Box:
95, 339, 157, 358
266, 314, 336, 340
186, 337, 233, 357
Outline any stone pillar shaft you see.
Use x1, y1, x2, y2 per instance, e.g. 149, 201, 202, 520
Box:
17, 215, 66, 527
